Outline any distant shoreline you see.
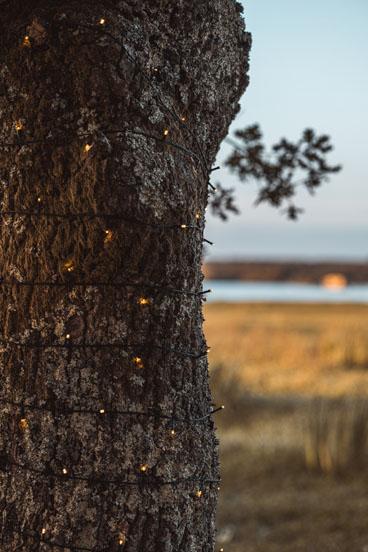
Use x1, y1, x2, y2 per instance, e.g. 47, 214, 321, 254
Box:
203, 260, 368, 284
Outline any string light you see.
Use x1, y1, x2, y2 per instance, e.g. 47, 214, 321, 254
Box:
19, 418, 29, 431
180, 116, 186, 122
180, 224, 187, 229
195, 212, 201, 220
0, 455, 219, 488
65, 334, 71, 340
163, 129, 169, 138
37, 197, 42, 203
170, 428, 176, 437
99, 408, 105, 414
99, 18, 106, 25
22, 35, 31, 48
138, 297, 150, 306
195, 489, 203, 498
0, 397, 225, 425
15, 121, 24, 132
0, 276, 211, 299
132, 356, 144, 369
1, 339, 208, 359
41, 528, 46, 536
83, 143, 93, 153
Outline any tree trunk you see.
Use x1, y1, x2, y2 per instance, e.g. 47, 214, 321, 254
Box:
0, 1, 250, 550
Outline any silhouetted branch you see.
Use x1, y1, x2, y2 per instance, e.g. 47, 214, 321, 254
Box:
209, 124, 342, 221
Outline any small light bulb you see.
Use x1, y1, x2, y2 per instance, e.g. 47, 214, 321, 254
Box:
139, 464, 148, 473
62, 468, 68, 475
84, 143, 93, 153
66, 334, 71, 340
138, 297, 150, 306
170, 429, 176, 437
163, 129, 169, 137
132, 356, 144, 369
221, 405, 225, 410
41, 528, 46, 536
180, 224, 187, 229
195, 212, 201, 220
19, 418, 29, 431
118, 532, 126, 546
104, 229, 113, 243
15, 121, 23, 132
195, 490, 203, 498
99, 408, 105, 414
99, 18, 106, 25
37, 197, 42, 203
217, 486, 221, 491
63, 258, 75, 273
180, 116, 186, 122
207, 347, 211, 353
22, 35, 31, 48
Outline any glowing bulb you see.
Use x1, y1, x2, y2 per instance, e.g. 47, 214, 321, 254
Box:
207, 347, 211, 353
163, 129, 169, 137
84, 143, 93, 153
139, 464, 148, 473
63, 259, 75, 273
19, 418, 29, 431
195, 212, 201, 220
180, 224, 187, 229
132, 356, 144, 369
217, 486, 221, 491
104, 229, 113, 243
99, 408, 105, 414
62, 468, 68, 475
15, 121, 23, 132
22, 35, 31, 48
138, 297, 150, 306
180, 116, 186, 122
65, 334, 71, 340
118, 532, 126, 546
41, 528, 46, 536
37, 197, 42, 203
99, 18, 106, 25
170, 429, 176, 437
195, 490, 203, 498
221, 405, 225, 410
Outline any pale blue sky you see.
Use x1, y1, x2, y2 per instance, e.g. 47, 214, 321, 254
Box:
207, 0, 368, 260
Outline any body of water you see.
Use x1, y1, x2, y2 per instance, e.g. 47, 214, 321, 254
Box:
205, 280, 368, 303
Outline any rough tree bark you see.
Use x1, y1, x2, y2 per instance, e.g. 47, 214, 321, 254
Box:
0, 1, 250, 550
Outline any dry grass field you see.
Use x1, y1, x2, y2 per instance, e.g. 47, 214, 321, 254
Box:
205, 303, 368, 552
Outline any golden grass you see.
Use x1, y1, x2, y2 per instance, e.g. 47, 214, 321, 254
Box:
205, 302, 368, 396
206, 303, 368, 552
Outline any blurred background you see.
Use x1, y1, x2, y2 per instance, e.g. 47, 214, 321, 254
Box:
205, 1, 368, 550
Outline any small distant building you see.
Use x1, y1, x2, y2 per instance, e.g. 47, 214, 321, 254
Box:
321, 273, 347, 289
